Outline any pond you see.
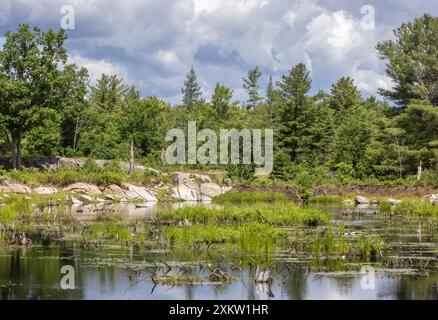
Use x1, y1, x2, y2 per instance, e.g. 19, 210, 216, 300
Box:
0, 202, 438, 300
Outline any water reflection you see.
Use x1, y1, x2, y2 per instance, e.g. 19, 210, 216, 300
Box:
1, 246, 437, 300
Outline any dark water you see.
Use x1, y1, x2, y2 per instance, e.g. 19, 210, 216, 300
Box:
1, 202, 438, 300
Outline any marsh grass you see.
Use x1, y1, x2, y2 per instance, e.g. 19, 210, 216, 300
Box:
158, 203, 329, 227
90, 216, 133, 242
0, 195, 32, 223
311, 230, 385, 258
212, 191, 289, 205
393, 201, 438, 218
166, 222, 285, 255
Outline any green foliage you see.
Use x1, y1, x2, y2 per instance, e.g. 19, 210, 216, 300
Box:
376, 14, 438, 107
159, 203, 329, 227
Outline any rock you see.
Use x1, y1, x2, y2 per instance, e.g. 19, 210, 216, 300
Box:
58, 157, 85, 169
341, 200, 354, 205
79, 194, 94, 203
121, 183, 158, 202
355, 195, 370, 204
429, 194, 438, 205
172, 172, 192, 184
33, 186, 58, 195
63, 183, 102, 194
171, 172, 231, 201
70, 196, 83, 205
172, 183, 201, 201
387, 198, 402, 205
104, 184, 124, 195
194, 174, 212, 183
105, 194, 115, 201
0, 180, 31, 194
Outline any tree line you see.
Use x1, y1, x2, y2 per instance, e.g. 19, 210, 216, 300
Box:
0, 14, 437, 181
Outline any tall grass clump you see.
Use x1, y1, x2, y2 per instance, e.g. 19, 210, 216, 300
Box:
166, 222, 285, 254
90, 216, 133, 242
158, 203, 330, 227
393, 201, 438, 218
0, 195, 32, 223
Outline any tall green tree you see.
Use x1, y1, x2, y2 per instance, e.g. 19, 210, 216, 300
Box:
181, 67, 202, 107
242, 66, 262, 109
119, 88, 165, 173
211, 83, 233, 118
277, 63, 312, 162
330, 77, 361, 111
0, 24, 68, 168
376, 14, 438, 107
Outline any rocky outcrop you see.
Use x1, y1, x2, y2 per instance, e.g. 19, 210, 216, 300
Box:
171, 172, 231, 201
63, 183, 102, 194
0, 180, 32, 194
33, 186, 58, 195
103, 184, 157, 202
355, 195, 370, 204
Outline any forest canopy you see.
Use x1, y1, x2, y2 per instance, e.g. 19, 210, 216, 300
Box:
0, 14, 437, 184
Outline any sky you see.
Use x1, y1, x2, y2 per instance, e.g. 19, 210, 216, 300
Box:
0, 0, 437, 105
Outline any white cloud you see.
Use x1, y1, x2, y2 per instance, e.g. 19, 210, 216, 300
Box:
69, 54, 128, 83
1, 0, 435, 103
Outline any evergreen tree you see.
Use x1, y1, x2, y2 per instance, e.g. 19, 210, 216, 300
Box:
330, 77, 361, 111
376, 14, 438, 107
211, 83, 233, 118
242, 66, 262, 109
277, 63, 312, 162
181, 67, 202, 107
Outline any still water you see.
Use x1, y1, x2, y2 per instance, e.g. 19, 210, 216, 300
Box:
0, 202, 437, 300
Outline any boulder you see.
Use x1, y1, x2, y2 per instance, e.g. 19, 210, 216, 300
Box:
58, 157, 85, 169
70, 196, 83, 205
387, 198, 402, 205
0, 180, 31, 194
430, 194, 438, 206
355, 195, 370, 204
33, 186, 58, 195
63, 183, 102, 194
79, 194, 94, 203
121, 183, 158, 202
171, 172, 231, 201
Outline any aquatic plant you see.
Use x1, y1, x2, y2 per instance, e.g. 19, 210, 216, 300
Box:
158, 203, 329, 227
393, 201, 438, 218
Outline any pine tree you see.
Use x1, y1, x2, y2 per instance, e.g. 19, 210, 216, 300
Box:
181, 67, 202, 107
211, 83, 233, 118
242, 66, 262, 109
277, 63, 312, 162
330, 77, 361, 111
376, 14, 438, 107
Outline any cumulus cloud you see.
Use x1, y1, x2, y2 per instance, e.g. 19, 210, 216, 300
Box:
0, 0, 436, 104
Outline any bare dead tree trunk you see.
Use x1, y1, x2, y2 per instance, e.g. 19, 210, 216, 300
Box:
417, 160, 423, 180
129, 140, 135, 174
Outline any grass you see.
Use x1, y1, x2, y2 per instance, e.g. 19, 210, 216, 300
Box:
311, 231, 385, 258
166, 222, 285, 255
308, 195, 352, 203
392, 201, 438, 218
212, 191, 289, 204
0, 195, 32, 223
158, 203, 330, 227
90, 216, 134, 242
